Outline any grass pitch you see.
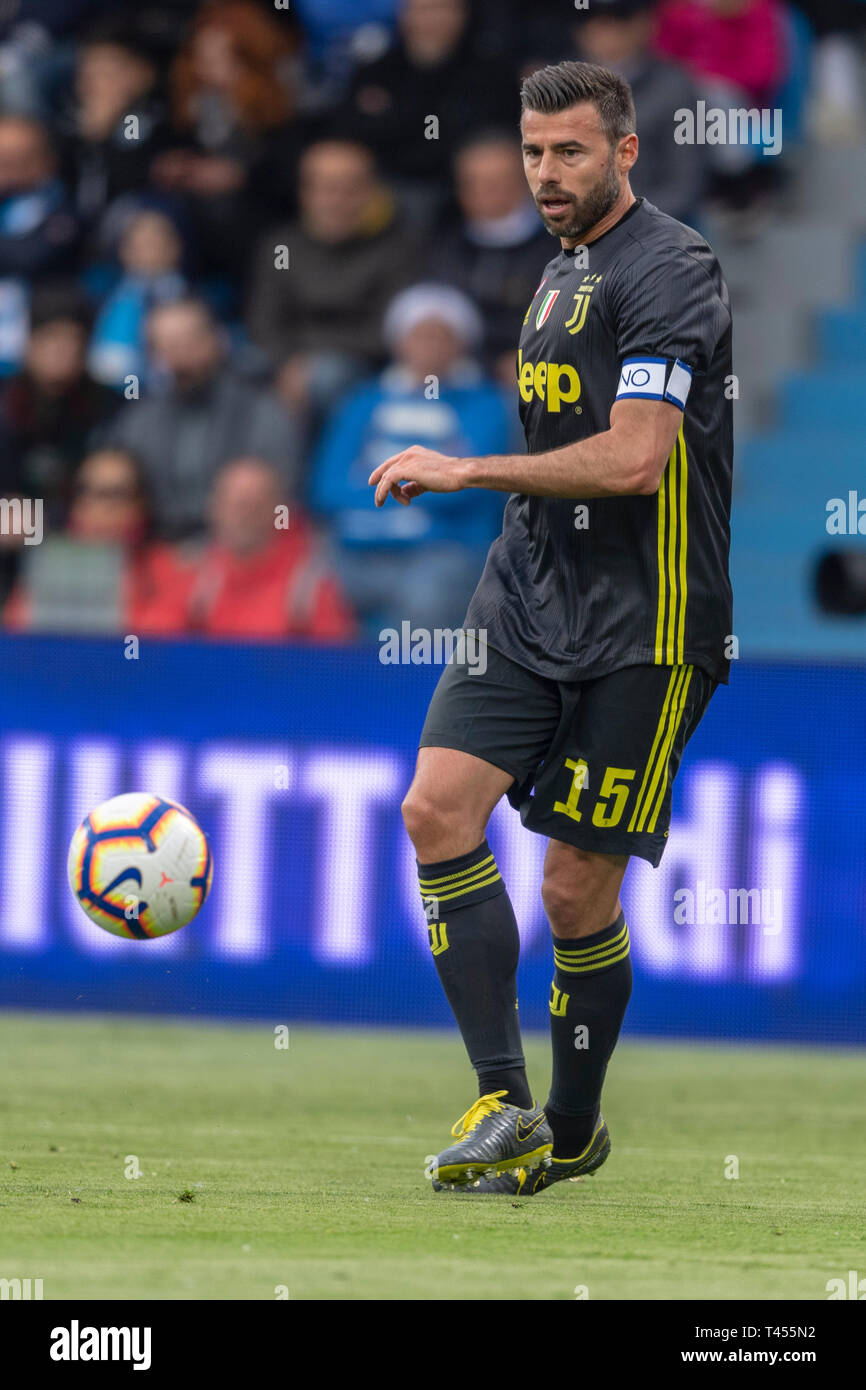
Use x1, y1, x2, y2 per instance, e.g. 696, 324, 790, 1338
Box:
1, 1011, 863, 1301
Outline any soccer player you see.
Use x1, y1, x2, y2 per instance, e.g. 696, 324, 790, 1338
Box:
369, 61, 733, 1194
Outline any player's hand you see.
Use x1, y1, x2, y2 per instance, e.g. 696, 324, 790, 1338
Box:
369, 446, 465, 507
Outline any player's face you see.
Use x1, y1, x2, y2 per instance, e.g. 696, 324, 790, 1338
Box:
521, 104, 626, 244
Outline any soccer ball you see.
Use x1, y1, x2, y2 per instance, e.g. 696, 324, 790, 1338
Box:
67, 792, 213, 939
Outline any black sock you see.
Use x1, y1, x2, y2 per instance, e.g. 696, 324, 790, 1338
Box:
417, 839, 532, 1110
545, 910, 633, 1156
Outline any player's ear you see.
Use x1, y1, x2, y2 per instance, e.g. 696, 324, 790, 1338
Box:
617, 133, 638, 175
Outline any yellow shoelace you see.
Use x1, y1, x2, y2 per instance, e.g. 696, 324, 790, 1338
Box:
451, 1090, 509, 1139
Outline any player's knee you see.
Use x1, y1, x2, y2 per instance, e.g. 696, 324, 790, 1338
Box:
402, 785, 448, 852
541, 857, 596, 935
541, 873, 579, 935
401, 782, 480, 861
401, 785, 428, 843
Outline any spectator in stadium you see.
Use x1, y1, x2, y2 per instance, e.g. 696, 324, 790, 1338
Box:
151, 0, 305, 286
0, 116, 79, 278
177, 456, 356, 640
291, 0, 399, 69
654, 0, 789, 208
246, 137, 423, 452
571, 0, 707, 224
310, 282, 509, 636
290, 0, 399, 106
788, 0, 866, 142
106, 297, 299, 540
0, 116, 79, 373
429, 130, 553, 387
0, 0, 115, 117
655, 0, 787, 109
333, 0, 519, 229
87, 205, 189, 390
0, 284, 116, 531
3, 445, 191, 635
59, 18, 171, 240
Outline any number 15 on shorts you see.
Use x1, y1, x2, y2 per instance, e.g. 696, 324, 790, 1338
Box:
554, 761, 636, 829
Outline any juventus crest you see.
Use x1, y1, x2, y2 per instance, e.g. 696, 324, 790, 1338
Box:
564, 274, 604, 335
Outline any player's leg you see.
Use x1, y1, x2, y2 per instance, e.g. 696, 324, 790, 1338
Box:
402, 745, 509, 862
402, 744, 531, 1111
404, 746, 555, 1183
405, 647, 563, 1184
453, 663, 717, 1195
540, 841, 632, 1167
405, 645, 560, 1113
528, 663, 717, 1171
447, 846, 629, 1196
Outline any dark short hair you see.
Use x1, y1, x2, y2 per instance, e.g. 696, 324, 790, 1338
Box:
79, 14, 160, 65
30, 280, 94, 335
520, 61, 636, 145
453, 127, 522, 162
76, 445, 157, 540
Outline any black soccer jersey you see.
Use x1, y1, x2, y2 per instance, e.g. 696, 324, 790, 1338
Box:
464, 197, 733, 684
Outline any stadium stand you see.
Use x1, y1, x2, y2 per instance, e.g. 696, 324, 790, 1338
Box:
0, 0, 862, 653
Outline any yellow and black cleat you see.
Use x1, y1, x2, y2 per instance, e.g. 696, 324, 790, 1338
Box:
433, 1116, 610, 1195
428, 1090, 553, 1188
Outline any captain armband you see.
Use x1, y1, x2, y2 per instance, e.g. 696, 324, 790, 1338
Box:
615, 357, 693, 410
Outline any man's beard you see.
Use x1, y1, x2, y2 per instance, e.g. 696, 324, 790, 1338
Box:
537, 154, 621, 242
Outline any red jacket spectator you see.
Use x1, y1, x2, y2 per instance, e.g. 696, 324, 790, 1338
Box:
3, 449, 353, 642
178, 520, 355, 640
93, 455, 357, 640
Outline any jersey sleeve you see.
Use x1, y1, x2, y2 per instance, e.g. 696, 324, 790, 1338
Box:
606, 249, 731, 411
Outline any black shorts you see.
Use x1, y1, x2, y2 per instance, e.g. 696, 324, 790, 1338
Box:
419, 645, 717, 867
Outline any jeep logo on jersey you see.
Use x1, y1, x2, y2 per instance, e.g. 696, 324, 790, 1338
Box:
517, 347, 581, 412
535, 289, 560, 329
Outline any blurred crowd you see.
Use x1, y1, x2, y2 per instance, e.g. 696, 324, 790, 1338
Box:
0, 0, 862, 640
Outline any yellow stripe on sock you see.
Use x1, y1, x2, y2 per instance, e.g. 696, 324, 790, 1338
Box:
422, 870, 502, 904
418, 853, 495, 890
552, 942, 631, 973
553, 923, 629, 962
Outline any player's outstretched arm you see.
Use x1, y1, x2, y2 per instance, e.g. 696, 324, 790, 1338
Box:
369, 398, 682, 506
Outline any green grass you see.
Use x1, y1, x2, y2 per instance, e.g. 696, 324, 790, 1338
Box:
0, 1011, 864, 1300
